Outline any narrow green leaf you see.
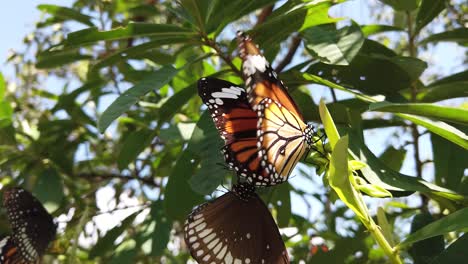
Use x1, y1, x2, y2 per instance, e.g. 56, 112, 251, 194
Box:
37, 4, 94, 26
379, 0, 420, 11
33, 167, 64, 213
188, 112, 226, 195
303, 22, 364, 66
400, 208, 468, 248
98, 66, 178, 133
369, 102, 468, 125
319, 99, 340, 149
253, 1, 340, 52
428, 70, 468, 86
420, 28, 468, 45
179, 0, 209, 32
117, 129, 155, 170
361, 24, 404, 36
90, 38, 191, 75
397, 113, 468, 149
0, 73, 5, 99
66, 23, 195, 46
415, 0, 446, 34
379, 146, 406, 171
150, 202, 172, 256
431, 133, 468, 191
36, 49, 92, 69
431, 233, 468, 263
348, 116, 465, 200
89, 211, 140, 258
408, 213, 445, 263
110, 240, 138, 263
270, 183, 292, 228
377, 207, 395, 246
328, 136, 366, 219
207, 0, 277, 35
158, 83, 197, 123
419, 81, 468, 102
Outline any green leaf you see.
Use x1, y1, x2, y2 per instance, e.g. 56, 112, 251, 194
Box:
319, 100, 340, 149
37, 4, 94, 27
399, 208, 468, 248
90, 38, 191, 76
33, 167, 64, 213
110, 239, 138, 264
348, 115, 465, 200
179, 0, 210, 32
303, 22, 364, 66
428, 70, 468, 86
329, 136, 366, 219
268, 183, 292, 228
418, 81, 468, 102
0, 73, 5, 99
36, 49, 92, 69
431, 233, 468, 263
98, 66, 178, 133
0, 101, 13, 128
379, 146, 406, 171
431, 133, 468, 191
361, 24, 404, 36
188, 112, 226, 195
253, 1, 340, 53
420, 28, 468, 45
415, 0, 446, 34
369, 102, 468, 125
397, 113, 468, 149
66, 23, 196, 46
206, 0, 278, 35
89, 211, 140, 259
408, 213, 445, 263
158, 83, 197, 123
307, 54, 427, 95
377, 207, 395, 246
150, 201, 172, 256
379, 0, 420, 11
117, 129, 155, 170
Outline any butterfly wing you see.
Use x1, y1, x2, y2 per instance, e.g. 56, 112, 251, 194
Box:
257, 98, 309, 181
0, 236, 30, 264
198, 78, 274, 186
3, 188, 56, 263
184, 184, 289, 264
237, 32, 303, 119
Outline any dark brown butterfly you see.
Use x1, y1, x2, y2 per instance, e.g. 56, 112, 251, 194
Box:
0, 188, 56, 264
184, 183, 289, 264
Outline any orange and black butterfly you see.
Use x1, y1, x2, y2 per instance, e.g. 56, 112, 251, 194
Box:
184, 183, 289, 264
198, 77, 284, 186
0, 188, 56, 264
237, 31, 318, 183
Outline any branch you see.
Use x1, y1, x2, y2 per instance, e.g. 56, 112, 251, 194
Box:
275, 35, 302, 73
77, 172, 161, 187
255, 5, 274, 26
204, 38, 242, 77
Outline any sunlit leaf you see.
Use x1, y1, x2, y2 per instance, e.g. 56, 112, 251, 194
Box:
418, 81, 468, 102
36, 49, 92, 69
361, 24, 404, 36
369, 102, 468, 125
303, 22, 364, 65
432, 233, 468, 263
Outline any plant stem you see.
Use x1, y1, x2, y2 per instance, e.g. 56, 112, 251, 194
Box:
362, 216, 402, 264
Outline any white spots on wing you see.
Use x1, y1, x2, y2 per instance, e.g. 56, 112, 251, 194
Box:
246, 258, 251, 264
207, 238, 220, 249
225, 252, 233, 264
196, 249, 204, 256
199, 228, 213, 238
217, 245, 228, 259
203, 233, 216, 243
215, 98, 224, 105
211, 86, 244, 100
246, 233, 251, 239
192, 242, 200, 249
203, 254, 211, 261
243, 54, 269, 76
189, 236, 197, 243
234, 259, 242, 264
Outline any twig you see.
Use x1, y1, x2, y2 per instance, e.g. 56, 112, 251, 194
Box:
275, 35, 302, 73
204, 37, 242, 77
255, 5, 274, 26
77, 172, 160, 187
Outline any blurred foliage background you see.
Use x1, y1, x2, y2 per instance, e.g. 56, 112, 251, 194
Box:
0, 0, 467, 263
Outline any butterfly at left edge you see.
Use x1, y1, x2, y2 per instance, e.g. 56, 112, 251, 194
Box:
0, 188, 57, 264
